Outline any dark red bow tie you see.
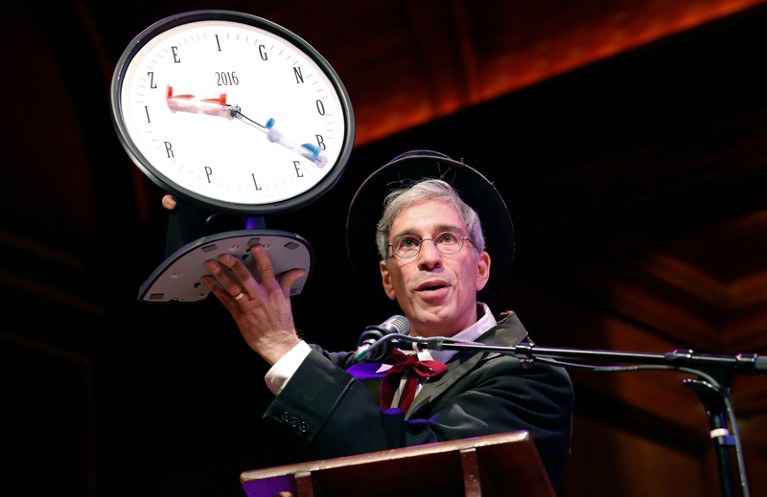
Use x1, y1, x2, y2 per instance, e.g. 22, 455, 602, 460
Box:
379, 349, 448, 411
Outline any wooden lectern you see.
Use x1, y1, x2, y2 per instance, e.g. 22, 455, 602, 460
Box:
240, 430, 556, 497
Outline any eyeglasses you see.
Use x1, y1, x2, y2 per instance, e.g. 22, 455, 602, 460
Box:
388, 231, 474, 259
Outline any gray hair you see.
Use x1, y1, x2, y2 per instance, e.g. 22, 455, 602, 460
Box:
375, 179, 486, 261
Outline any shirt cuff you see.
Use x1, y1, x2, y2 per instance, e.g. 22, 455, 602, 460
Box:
264, 340, 312, 395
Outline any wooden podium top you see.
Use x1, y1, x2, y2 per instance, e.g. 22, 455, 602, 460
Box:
240, 430, 556, 497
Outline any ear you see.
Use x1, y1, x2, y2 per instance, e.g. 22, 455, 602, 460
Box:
475, 251, 491, 292
380, 260, 396, 300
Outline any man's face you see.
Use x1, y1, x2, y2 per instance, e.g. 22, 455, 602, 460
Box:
379, 199, 490, 337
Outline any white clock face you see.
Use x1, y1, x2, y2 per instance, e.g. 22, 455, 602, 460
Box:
112, 12, 353, 214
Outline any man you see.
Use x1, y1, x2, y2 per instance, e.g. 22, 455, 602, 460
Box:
197, 150, 574, 490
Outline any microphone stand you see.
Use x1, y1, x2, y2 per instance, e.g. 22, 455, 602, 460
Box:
375, 335, 766, 497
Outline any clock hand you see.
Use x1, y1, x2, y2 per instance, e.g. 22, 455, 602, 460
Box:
165, 86, 232, 118
230, 108, 326, 168
166, 86, 327, 167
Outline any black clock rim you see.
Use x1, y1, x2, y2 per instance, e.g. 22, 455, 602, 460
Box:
109, 9, 355, 216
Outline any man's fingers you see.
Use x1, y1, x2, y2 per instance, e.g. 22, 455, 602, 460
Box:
201, 274, 241, 312
214, 245, 303, 296
280, 268, 307, 296
248, 245, 279, 289
251, 246, 306, 295
213, 245, 274, 294
161, 194, 177, 210
203, 261, 247, 302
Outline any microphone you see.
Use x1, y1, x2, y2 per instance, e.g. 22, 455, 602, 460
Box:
352, 315, 410, 363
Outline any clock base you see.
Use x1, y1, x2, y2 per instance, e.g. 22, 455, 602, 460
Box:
139, 229, 313, 303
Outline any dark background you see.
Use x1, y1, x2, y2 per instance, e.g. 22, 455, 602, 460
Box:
2, 1, 767, 496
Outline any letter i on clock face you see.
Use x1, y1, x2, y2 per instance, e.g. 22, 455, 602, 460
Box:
111, 9, 355, 215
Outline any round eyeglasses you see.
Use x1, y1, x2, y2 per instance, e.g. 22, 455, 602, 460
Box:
388, 231, 474, 259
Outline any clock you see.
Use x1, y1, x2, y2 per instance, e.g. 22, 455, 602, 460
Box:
109, 10, 355, 302
110, 9, 354, 214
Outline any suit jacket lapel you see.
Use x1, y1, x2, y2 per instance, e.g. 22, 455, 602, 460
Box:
405, 312, 529, 419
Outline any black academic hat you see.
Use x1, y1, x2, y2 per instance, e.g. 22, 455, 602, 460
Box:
346, 150, 515, 305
